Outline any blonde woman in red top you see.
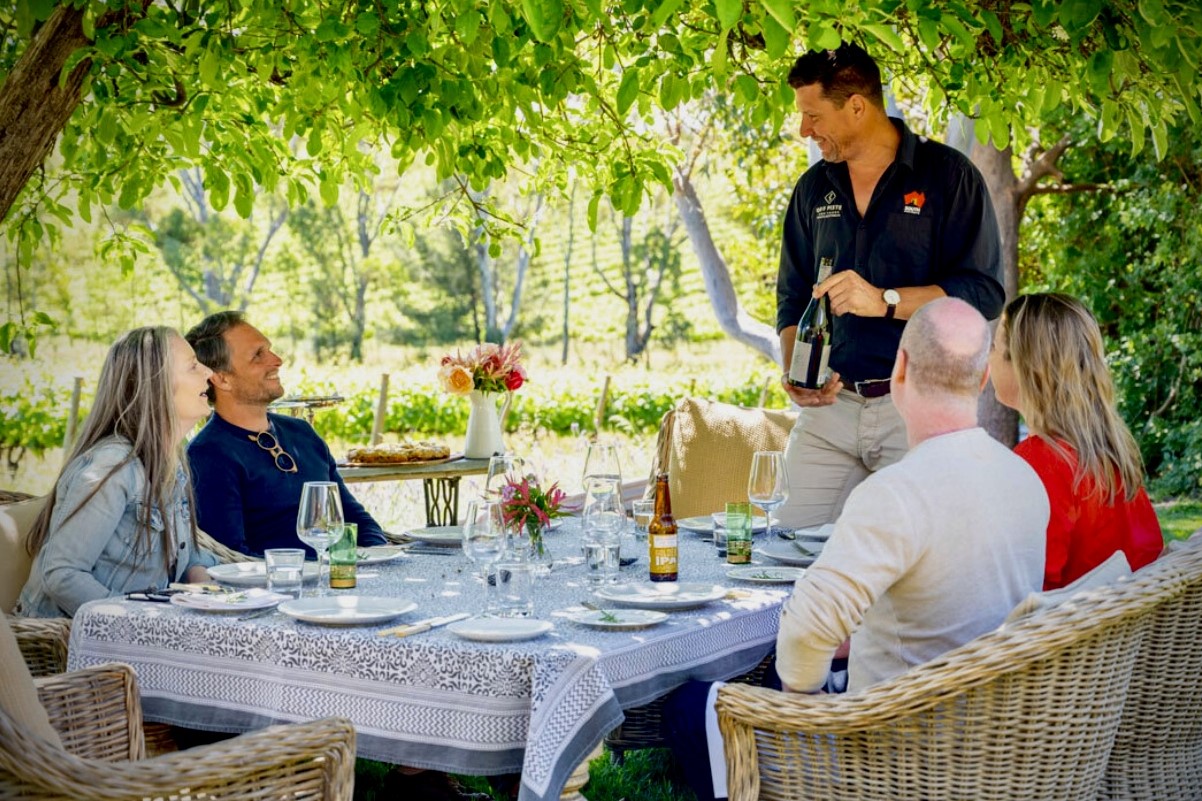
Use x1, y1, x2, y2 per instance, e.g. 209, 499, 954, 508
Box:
989, 292, 1162, 590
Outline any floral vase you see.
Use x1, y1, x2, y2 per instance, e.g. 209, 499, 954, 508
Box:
526, 520, 553, 578
464, 390, 505, 458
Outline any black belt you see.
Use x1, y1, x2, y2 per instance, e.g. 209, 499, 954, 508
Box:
851, 379, 891, 398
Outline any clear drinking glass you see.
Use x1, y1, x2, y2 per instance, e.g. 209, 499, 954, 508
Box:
582, 476, 625, 540
631, 499, 654, 541
296, 481, 344, 596
462, 500, 507, 615
484, 454, 525, 500
747, 450, 789, 542
582, 440, 623, 489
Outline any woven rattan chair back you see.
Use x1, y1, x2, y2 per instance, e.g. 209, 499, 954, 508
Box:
1101, 539, 1202, 801
0, 662, 356, 800
196, 528, 261, 563
716, 555, 1190, 801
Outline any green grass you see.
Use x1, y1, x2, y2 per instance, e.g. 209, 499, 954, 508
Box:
352, 749, 695, 801
1156, 500, 1202, 542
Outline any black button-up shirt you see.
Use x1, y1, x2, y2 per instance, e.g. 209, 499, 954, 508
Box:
776, 118, 1004, 384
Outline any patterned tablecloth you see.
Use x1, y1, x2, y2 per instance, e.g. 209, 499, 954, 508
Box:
68, 521, 787, 801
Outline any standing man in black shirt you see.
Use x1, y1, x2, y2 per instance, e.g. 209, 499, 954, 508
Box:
775, 43, 1004, 528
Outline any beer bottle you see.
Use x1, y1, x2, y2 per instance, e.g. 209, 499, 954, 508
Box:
329, 522, 358, 589
648, 473, 678, 582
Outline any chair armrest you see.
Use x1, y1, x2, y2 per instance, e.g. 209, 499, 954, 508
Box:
35, 662, 145, 762
10, 616, 71, 677
1, 712, 356, 801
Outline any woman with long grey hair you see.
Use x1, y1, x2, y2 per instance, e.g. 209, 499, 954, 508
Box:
989, 292, 1162, 590
16, 327, 218, 617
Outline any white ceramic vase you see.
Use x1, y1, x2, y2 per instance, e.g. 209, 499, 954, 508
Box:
464, 390, 506, 458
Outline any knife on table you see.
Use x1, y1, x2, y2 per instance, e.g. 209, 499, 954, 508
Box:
378, 612, 470, 638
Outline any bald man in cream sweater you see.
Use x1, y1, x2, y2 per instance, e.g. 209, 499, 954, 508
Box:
776, 297, 1049, 692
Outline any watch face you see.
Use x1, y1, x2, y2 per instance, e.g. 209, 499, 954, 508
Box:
883, 289, 901, 305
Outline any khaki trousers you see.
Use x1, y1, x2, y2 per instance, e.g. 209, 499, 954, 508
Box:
776, 390, 909, 529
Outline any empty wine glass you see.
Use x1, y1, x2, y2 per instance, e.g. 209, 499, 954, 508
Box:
747, 451, 789, 542
296, 481, 344, 596
462, 500, 507, 615
484, 454, 525, 500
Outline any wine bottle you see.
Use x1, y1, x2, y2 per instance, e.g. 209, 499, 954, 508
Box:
648, 473, 678, 582
787, 258, 834, 390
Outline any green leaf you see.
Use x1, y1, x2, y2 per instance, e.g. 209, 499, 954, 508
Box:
760, 0, 794, 32
1087, 49, 1114, 97
659, 72, 684, 110
761, 13, 789, 59
1150, 119, 1168, 161
355, 12, 381, 36
233, 177, 254, 218
0, 321, 16, 354
587, 192, 601, 232
320, 176, 340, 206
807, 21, 843, 51
1125, 107, 1146, 156
650, 0, 685, 28
1098, 100, 1119, 142
617, 67, 640, 116
521, 0, 564, 42
456, 10, 482, 44
1030, 0, 1056, 28
733, 74, 759, 105
307, 126, 323, 157
199, 45, 220, 86
714, 0, 741, 31
1138, 0, 1167, 27
207, 167, 230, 211
864, 23, 905, 54
712, 29, 730, 81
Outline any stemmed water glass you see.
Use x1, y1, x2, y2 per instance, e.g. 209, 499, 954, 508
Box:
296, 481, 344, 596
747, 451, 789, 542
582, 476, 625, 539
462, 500, 507, 616
484, 454, 525, 500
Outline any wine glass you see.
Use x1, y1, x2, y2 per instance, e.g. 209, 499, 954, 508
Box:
484, 454, 525, 500
747, 451, 789, 542
296, 481, 344, 596
462, 500, 507, 615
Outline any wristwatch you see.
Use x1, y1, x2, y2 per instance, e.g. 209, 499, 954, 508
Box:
882, 288, 901, 320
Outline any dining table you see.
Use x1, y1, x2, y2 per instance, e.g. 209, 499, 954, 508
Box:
66, 519, 794, 801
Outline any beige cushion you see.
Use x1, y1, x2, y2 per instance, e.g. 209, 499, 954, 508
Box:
0, 612, 62, 747
1005, 550, 1133, 624
655, 398, 797, 520
1, 497, 47, 614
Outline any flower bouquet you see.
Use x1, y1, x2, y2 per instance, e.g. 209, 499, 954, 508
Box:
437, 342, 526, 458
498, 473, 571, 571
437, 342, 526, 396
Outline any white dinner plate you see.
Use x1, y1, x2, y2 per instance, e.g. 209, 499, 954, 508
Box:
447, 617, 553, 642
278, 595, 417, 626
725, 566, 806, 584
170, 588, 288, 612
356, 546, 407, 565
207, 561, 319, 588
593, 582, 727, 611
676, 515, 768, 534
403, 526, 464, 546
792, 523, 836, 542
759, 539, 826, 567
565, 608, 669, 630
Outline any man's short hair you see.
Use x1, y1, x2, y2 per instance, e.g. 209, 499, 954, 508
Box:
185, 311, 245, 401
900, 299, 990, 397
786, 42, 884, 109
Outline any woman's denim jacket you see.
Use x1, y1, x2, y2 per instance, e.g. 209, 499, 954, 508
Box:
16, 437, 217, 617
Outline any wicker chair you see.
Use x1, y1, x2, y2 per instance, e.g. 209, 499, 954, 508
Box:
1101, 538, 1202, 800
1, 661, 356, 800
9, 616, 71, 677
196, 528, 261, 563
715, 552, 1193, 801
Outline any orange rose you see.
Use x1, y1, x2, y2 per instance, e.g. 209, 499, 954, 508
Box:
438, 364, 474, 396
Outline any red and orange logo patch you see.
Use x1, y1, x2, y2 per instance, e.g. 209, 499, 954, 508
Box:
903, 191, 925, 214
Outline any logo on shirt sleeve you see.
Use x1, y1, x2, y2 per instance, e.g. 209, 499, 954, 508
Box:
903, 191, 926, 215
815, 190, 843, 220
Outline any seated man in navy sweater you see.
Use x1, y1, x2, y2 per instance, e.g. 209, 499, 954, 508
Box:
185, 311, 387, 557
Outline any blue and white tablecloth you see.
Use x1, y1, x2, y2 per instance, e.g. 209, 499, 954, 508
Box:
68, 522, 785, 801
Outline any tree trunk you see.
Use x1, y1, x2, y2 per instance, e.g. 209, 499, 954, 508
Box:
0, 6, 90, 224
672, 169, 780, 364
560, 186, 575, 365
970, 141, 1020, 447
